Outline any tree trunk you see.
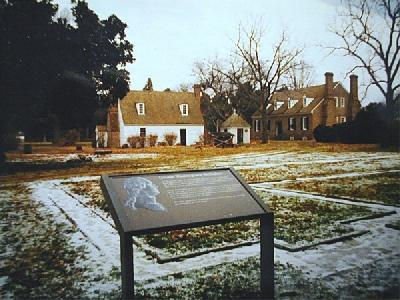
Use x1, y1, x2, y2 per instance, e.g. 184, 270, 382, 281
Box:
260, 92, 269, 144
386, 89, 395, 121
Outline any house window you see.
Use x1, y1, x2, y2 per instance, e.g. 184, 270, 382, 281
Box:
335, 97, 339, 107
341, 116, 346, 123
224, 128, 228, 132
274, 101, 284, 110
288, 99, 298, 109
136, 103, 145, 115
254, 119, 261, 132
179, 104, 189, 116
336, 116, 339, 123
267, 120, 271, 131
302, 116, 309, 131
288, 117, 296, 131
340, 97, 345, 107
303, 97, 314, 107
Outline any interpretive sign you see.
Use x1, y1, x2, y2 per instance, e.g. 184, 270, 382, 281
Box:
101, 168, 274, 299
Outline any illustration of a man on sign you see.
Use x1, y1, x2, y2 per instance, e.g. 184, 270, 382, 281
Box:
123, 177, 167, 212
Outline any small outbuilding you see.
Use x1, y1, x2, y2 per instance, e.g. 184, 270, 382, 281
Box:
220, 110, 251, 144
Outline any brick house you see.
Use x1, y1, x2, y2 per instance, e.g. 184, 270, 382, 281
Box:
98, 85, 205, 147
251, 73, 361, 140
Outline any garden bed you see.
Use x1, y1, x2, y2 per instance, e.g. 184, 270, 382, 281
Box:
238, 159, 400, 183
280, 171, 400, 206
59, 179, 384, 260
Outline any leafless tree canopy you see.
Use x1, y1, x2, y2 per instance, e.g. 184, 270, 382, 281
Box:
194, 24, 303, 142
232, 25, 303, 142
330, 0, 399, 116
286, 60, 314, 90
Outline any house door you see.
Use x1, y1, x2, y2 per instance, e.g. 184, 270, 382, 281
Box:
237, 128, 244, 144
275, 121, 282, 136
140, 128, 146, 147
180, 129, 187, 146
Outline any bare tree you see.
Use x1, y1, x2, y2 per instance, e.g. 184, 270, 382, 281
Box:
231, 25, 303, 143
193, 60, 233, 131
286, 60, 314, 90
330, 0, 399, 118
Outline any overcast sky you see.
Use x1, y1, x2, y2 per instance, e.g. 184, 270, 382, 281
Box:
54, 0, 383, 105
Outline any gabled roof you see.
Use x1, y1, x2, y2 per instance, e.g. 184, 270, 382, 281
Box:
252, 82, 345, 118
119, 90, 204, 125
221, 111, 251, 128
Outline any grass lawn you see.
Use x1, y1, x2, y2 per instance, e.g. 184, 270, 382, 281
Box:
1, 142, 384, 183
281, 171, 400, 206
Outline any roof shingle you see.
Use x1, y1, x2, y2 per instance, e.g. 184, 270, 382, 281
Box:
119, 90, 204, 125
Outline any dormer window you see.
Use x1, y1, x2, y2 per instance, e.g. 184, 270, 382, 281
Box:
179, 104, 189, 116
274, 101, 284, 110
288, 99, 298, 109
136, 102, 145, 115
303, 96, 314, 107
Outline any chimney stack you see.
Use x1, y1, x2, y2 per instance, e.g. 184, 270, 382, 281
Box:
324, 72, 334, 98
350, 74, 358, 101
323, 72, 336, 126
193, 84, 202, 99
348, 74, 361, 121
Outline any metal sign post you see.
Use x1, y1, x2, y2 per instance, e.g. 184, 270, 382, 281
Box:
101, 168, 274, 299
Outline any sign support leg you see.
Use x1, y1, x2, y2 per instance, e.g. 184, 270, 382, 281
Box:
260, 214, 274, 299
120, 233, 134, 299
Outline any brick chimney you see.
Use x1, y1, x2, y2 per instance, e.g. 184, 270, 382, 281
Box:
107, 104, 120, 148
348, 74, 361, 121
193, 84, 202, 99
323, 72, 336, 126
324, 72, 334, 98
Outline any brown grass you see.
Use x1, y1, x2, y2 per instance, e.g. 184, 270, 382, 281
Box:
1, 141, 385, 184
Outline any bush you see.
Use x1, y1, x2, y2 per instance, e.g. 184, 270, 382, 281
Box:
148, 134, 158, 147
127, 135, 141, 148
313, 125, 337, 143
164, 132, 177, 146
1, 133, 19, 152
59, 129, 80, 146
0, 133, 20, 163
313, 103, 399, 146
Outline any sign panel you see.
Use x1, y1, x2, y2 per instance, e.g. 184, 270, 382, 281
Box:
101, 168, 269, 234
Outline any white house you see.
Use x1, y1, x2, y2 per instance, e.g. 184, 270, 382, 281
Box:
98, 85, 205, 147
220, 110, 251, 144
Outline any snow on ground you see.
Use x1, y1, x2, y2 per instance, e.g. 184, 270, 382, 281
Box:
3, 150, 399, 297
27, 174, 400, 294
202, 151, 400, 170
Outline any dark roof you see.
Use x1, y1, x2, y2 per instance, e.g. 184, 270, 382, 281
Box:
221, 111, 251, 128
252, 82, 344, 118
119, 90, 204, 125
